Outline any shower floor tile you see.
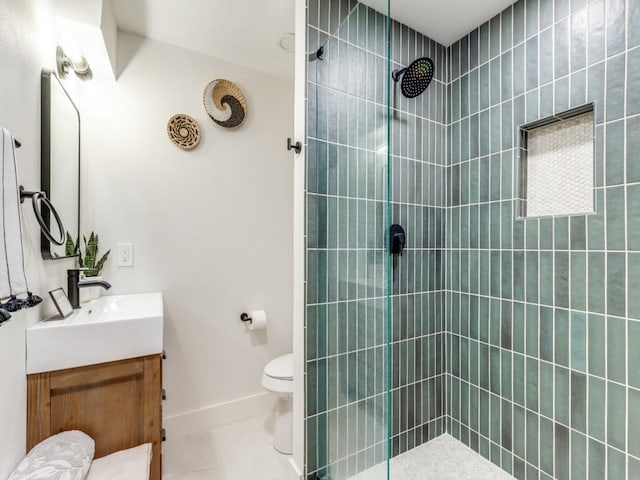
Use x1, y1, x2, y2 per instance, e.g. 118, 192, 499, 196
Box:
350, 434, 515, 480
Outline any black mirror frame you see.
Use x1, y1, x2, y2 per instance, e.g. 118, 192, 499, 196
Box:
40, 69, 80, 260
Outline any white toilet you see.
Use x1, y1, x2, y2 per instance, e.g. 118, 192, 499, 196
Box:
262, 353, 294, 454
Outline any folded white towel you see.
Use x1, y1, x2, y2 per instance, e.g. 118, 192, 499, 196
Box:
86, 444, 151, 480
0, 127, 28, 299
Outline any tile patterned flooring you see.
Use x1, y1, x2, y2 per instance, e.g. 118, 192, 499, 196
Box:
162, 414, 291, 479
164, 417, 513, 480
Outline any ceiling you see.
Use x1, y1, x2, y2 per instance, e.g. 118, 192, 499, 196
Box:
112, 0, 515, 80
111, 0, 296, 80
360, 0, 516, 46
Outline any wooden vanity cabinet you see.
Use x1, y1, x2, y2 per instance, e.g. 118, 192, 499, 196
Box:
27, 354, 163, 480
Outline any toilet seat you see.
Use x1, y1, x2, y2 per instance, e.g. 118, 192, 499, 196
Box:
262, 354, 293, 394
264, 353, 293, 380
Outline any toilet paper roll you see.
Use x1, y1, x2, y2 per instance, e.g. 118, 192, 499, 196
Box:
248, 310, 267, 331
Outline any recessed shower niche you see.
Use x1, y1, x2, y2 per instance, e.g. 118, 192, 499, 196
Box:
517, 104, 595, 218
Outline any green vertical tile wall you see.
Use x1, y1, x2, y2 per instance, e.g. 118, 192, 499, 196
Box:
447, 0, 640, 479
306, 0, 447, 478
308, 0, 640, 479
387, 10, 449, 460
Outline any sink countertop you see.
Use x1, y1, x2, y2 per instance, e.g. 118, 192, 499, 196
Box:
26, 292, 164, 374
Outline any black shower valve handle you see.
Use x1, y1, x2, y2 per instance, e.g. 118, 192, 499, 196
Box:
390, 224, 406, 256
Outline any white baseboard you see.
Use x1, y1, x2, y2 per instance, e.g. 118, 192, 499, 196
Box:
163, 392, 275, 439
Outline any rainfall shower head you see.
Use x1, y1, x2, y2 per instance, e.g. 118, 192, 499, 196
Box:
392, 57, 434, 98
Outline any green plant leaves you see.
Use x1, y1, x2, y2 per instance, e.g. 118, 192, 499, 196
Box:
64, 232, 79, 257
92, 250, 111, 277
79, 231, 109, 277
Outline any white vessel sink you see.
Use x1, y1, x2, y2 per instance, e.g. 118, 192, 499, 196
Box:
26, 292, 163, 374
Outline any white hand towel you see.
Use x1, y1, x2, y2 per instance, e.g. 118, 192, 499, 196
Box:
86, 444, 151, 480
0, 127, 28, 299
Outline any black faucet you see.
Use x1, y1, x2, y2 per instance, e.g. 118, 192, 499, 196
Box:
67, 269, 112, 309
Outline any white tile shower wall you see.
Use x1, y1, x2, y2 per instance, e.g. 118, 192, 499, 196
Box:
525, 112, 594, 217
82, 32, 294, 427
0, 1, 78, 475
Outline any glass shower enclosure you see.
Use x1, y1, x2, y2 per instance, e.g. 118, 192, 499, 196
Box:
305, 0, 391, 478
306, 0, 447, 478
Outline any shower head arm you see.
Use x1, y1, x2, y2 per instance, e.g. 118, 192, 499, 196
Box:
391, 67, 407, 82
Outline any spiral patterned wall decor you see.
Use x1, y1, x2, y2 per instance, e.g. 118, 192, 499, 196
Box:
167, 114, 201, 150
203, 79, 247, 129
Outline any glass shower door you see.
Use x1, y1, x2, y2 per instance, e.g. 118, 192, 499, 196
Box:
305, 0, 392, 478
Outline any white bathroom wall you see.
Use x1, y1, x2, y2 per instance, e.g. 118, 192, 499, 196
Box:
291, 0, 307, 473
0, 0, 79, 476
81, 32, 294, 430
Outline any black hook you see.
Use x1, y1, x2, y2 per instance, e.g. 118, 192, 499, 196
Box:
287, 138, 302, 154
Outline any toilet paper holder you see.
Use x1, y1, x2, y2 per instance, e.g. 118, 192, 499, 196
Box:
240, 310, 267, 331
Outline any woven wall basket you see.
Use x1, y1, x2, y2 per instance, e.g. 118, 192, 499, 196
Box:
203, 79, 248, 129
167, 114, 201, 150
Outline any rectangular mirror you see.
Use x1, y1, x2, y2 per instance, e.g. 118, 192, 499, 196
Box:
41, 69, 80, 259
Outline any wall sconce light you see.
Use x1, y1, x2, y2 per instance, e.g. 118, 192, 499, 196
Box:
56, 46, 92, 80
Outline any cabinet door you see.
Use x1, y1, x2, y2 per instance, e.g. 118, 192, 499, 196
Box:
28, 355, 162, 479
